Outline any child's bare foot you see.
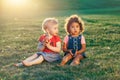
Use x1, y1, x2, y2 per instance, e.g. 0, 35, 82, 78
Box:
14, 62, 23, 67
57, 64, 64, 66
70, 61, 80, 66
56, 64, 65, 67
59, 61, 66, 66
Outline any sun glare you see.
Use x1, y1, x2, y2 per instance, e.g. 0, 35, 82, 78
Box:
3, 0, 27, 7
9, 0, 26, 5
1, 0, 46, 17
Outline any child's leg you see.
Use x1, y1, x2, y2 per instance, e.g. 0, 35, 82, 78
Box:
23, 53, 38, 62
23, 55, 44, 66
60, 53, 72, 66
70, 54, 83, 66
14, 54, 38, 67
14, 62, 23, 67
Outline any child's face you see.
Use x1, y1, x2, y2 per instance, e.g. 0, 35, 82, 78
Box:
70, 22, 80, 36
47, 23, 58, 36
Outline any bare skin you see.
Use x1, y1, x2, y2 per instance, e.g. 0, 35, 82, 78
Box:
15, 21, 61, 67
60, 22, 86, 66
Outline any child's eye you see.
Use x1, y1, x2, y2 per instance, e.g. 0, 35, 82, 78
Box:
71, 26, 74, 28
76, 26, 79, 28
54, 27, 57, 30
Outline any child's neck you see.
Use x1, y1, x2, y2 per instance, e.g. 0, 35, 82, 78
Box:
45, 33, 53, 39
49, 35, 53, 39
71, 34, 79, 37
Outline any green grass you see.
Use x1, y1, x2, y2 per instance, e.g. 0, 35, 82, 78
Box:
0, 14, 120, 80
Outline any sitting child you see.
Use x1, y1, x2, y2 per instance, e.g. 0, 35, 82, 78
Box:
15, 18, 61, 67
60, 15, 86, 66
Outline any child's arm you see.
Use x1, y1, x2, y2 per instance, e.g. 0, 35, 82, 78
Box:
63, 42, 73, 56
37, 34, 49, 52
45, 41, 61, 53
75, 35, 86, 56
75, 44, 86, 56
62, 35, 73, 53
63, 42, 68, 52
63, 43, 71, 52
37, 42, 45, 52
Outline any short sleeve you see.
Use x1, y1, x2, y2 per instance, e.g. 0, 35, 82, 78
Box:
55, 36, 61, 42
81, 35, 86, 44
38, 35, 45, 42
63, 35, 69, 44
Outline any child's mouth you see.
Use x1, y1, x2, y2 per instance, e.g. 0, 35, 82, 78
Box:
54, 33, 58, 35
74, 31, 77, 33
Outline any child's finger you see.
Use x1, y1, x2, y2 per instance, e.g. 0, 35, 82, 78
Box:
74, 50, 78, 57
69, 50, 73, 56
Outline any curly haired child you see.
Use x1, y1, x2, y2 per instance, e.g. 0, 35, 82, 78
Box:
15, 18, 61, 67
60, 15, 86, 66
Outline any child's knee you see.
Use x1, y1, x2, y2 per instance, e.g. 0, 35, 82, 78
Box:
72, 55, 83, 64
33, 53, 38, 57
22, 60, 32, 66
76, 55, 83, 60
70, 60, 80, 66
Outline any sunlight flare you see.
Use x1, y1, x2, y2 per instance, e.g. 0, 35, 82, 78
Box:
4, 0, 27, 6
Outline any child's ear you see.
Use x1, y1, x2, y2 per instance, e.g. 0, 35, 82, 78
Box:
45, 27, 48, 32
45, 29, 51, 38
45, 28, 49, 34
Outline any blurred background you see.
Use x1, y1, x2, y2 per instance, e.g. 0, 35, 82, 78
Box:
1, 0, 120, 19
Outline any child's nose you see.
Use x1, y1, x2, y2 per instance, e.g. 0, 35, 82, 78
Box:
74, 28, 77, 30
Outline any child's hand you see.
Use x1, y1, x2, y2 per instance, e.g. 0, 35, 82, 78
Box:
44, 36, 49, 43
42, 41, 46, 46
41, 40, 49, 47
42, 35, 49, 46
45, 41, 51, 48
68, 49, 74, 56
74, 50, 78, 57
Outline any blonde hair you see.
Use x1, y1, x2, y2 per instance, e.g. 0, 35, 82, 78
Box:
42, 18, 58, 32
64, 15, 84, 34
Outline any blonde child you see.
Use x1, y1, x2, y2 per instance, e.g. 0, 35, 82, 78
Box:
15, 18, 61, 67
60, 15, 86, 66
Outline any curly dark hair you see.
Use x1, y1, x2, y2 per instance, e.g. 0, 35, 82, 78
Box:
64, 15, 84, 34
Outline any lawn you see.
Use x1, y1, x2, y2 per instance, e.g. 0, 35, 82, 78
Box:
0, 14, 120, 80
